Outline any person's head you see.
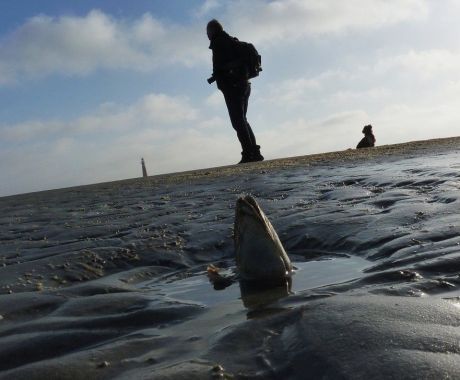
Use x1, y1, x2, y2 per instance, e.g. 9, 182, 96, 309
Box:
362, 124, 373, 134
207, 19, 223, 40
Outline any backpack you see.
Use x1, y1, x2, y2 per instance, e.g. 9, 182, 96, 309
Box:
234, 38, 262, 79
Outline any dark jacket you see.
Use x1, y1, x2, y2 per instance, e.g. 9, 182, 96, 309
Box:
356, 133, 376, 149
209, 30, 248, 90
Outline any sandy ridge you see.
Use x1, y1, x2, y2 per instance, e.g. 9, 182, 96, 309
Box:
3, 135, 459, 198
128, 135, 460, 186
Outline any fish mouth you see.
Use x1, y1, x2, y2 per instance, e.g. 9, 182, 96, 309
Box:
234, 195, 272, 248
236, 195, 281, 245
236, 195, 266, 224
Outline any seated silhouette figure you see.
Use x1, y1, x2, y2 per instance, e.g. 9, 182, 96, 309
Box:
357, 124, 376, 149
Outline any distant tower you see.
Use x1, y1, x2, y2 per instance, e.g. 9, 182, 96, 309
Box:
141, 158, 148, 178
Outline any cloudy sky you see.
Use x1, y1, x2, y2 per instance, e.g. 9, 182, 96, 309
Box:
1, 0, 459, 196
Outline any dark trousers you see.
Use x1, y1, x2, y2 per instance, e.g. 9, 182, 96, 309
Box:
222, 83, 257, 154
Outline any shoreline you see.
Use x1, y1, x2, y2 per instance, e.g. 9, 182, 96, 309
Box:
3, 135, 459, 199
151, 135, 460, 182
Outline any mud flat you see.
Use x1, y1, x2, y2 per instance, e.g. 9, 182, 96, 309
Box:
0, 136, 459, 379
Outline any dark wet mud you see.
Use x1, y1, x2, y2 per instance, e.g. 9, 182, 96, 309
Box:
0, 137, 460, 379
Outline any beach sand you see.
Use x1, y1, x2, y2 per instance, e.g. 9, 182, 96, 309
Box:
0, 136, 459, 379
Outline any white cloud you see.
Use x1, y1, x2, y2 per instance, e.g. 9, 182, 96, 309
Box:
0, 93, 198, 142
374, 49, 460, 80
261, 71, 341, 106
374, 101, 460, 144
194, 0, 223, 18
0, 1, 431, 84
205, 90, 225, 107
136, 94, 199, 124
223, 0, 429, 45
0, 10, 207, 84
258, 46, 460, 115
196, 116, 227, 130
0, 92, 237, 195
257, 110, 370, 157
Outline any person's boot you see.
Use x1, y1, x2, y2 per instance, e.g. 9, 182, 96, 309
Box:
250, 145, 264, 162
238, 151, 252, 164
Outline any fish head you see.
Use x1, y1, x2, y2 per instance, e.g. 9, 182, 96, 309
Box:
234, 195, 292, 282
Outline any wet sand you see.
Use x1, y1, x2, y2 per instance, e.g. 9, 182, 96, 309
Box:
0, 136, 459, 379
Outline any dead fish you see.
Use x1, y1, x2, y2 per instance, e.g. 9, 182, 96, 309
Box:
234, 195, 293, 283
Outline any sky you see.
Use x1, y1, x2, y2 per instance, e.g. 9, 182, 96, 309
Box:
1, 0, 459, 197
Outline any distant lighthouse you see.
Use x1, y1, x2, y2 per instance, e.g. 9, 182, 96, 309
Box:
141, 158, 148, 178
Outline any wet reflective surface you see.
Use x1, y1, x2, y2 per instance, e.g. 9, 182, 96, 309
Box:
1, 147, 460, 378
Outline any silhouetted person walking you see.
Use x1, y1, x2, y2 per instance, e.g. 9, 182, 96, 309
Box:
207, 19, 264, 164
357, 124, 376, 149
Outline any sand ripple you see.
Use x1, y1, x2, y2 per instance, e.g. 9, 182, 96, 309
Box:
1, 138, 460, 378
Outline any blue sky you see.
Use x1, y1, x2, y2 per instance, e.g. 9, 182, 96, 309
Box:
1, 0, 459, 196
